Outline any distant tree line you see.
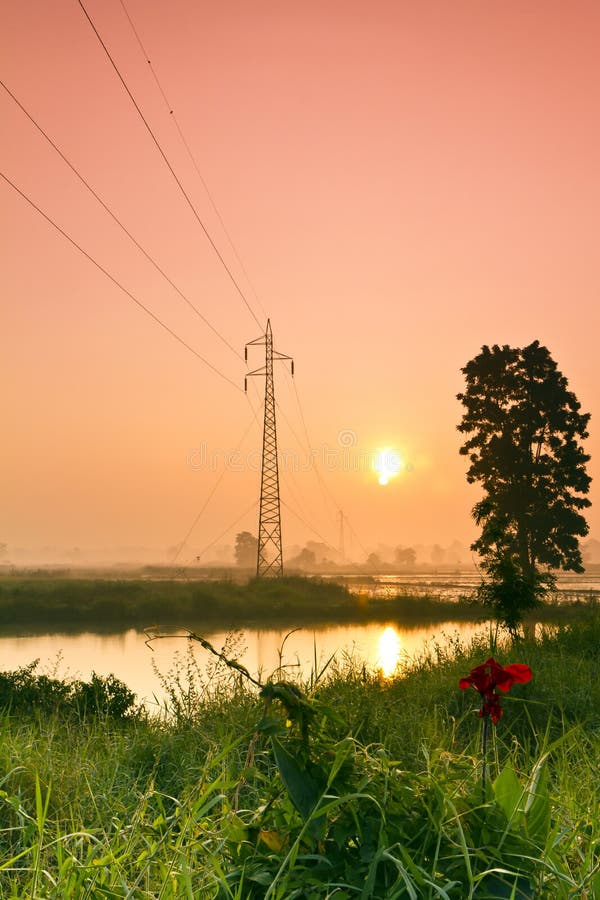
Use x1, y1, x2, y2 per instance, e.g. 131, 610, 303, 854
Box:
232, 533, 470, 573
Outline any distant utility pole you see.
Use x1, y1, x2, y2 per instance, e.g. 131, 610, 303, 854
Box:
245, 320, 294, 577
339, 509, 345, 564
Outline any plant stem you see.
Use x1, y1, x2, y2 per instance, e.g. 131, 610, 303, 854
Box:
481, 712, 489, 804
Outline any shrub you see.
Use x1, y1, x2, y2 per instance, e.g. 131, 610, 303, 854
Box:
0, 660, 137, 719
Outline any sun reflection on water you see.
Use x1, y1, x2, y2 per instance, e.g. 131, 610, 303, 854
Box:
377, 626, 401, 677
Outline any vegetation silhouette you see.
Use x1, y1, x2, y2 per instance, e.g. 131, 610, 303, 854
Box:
235, 530, 259, 568
458, 340, 591, 635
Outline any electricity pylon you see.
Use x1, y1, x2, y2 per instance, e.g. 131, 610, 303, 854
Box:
245, 320, 294, 577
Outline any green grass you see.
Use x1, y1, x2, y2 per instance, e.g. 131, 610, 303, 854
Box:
0, 607, 599, 897
0, 574, 595, 633
0, 575, 476, 631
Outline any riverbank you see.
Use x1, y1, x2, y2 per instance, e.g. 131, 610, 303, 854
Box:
0, 574, 595, 632
0, 611, 598, 897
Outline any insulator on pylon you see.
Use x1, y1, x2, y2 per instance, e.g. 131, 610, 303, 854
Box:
244, 377, 247, 393
244, 347, 247, 361
291, 361, 294, 376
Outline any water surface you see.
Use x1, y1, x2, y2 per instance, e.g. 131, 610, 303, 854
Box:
0, 620, 485, 711
4, 570, 596, 710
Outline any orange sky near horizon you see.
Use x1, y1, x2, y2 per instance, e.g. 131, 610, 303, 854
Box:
2, 0, 599, 564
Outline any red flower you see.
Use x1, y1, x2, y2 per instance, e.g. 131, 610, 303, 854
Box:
459, 657, 532, 724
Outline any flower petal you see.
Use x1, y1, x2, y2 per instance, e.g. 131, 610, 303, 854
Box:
459, 658, 533, 696
503, 663, 533, 684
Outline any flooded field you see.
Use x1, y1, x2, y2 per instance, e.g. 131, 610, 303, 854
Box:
344, 572, 600, 603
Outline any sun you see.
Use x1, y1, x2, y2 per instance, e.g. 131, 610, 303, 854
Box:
374, 448, 403, 486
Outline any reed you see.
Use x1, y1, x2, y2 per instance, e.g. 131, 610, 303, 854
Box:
0, 609, 598, 897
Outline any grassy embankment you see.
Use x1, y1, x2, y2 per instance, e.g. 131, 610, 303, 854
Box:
0, 574, 592, 633
0, 603, 598, 898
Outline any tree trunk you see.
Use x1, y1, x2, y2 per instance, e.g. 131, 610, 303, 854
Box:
517, 522, 534, 578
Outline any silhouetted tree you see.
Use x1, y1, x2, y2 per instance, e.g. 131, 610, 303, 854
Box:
458, 341, 591, 634
290, 548, 317, 570
366, 552, 382, 570
395, 546, 416, 567
430, 544, 446, 566
306, 541, 331, 564
234, 531, 258, 568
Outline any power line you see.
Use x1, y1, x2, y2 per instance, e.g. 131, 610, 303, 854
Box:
245, 365, 336, 550
73, 2, 353, 563
118, 0, 269, 323
0, 78, 243, 363
344, 516, 370, 560
263, 372, 340, 533
275, 378, 340, 533
0, 169, 242, 391
279, 463, 315, 527
78, 0, 264, 331
289, 374, 344, 517
170, 412, 258, 564
252, 365, 369, 559
289, 372, 370, 558
194, 499, 258, 564
275, 383, 333, 532
275, 399, 314, 472
280, 499, 339, 557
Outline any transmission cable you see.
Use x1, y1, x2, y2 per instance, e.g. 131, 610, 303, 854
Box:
279, 465, 314, 527
290, 376, 340, 520
289, 372, 370, 557
1, 78, 243, 362
280, 499, 339, 557
194, 499, 258, 564
170, 412, 259, 564
245, 389, 262, 429
271, 374, 340, 528
248, 374, 329, 541
78, 0, 264, 330
118, 0, 268, 322
1, 169, 241, 391
343, 516, 370, 560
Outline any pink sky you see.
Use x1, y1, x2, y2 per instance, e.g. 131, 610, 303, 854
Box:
2, 0, 599, 563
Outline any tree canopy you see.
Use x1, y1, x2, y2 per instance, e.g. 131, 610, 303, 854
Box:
234, 531, 258, 568
457, 341, 591, 630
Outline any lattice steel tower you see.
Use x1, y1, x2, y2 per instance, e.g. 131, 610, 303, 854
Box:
245, 320, 294, 577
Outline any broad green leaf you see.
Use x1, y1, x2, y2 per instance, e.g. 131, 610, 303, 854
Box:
326, 736, 355, 787
271, 737, 320, 821
523, 752, 548, 814
249, 869, 277, 886
524, 760, 551, 847
493, 766, 524, 826
271, 737, 326, 842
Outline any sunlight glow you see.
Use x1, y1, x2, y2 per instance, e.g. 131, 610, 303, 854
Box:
377, 626, 401, 677
374, 449, 403, 486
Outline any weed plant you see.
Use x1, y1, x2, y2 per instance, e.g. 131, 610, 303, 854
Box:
0, 608, 598, 897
